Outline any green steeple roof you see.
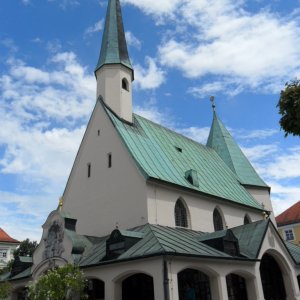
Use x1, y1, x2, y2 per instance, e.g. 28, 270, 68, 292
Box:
207, 112, 268, 188
95, 0, 133, 73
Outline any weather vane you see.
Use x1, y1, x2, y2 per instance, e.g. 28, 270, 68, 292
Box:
210, 96, 216, 111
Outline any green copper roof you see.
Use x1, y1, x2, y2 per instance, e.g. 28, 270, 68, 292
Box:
95, 0, 133, 73
207, 112, 268, 188
102, 102, 262, 210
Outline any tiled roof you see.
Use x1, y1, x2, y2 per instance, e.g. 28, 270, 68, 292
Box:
102, 102, 262, 210
79, 224, 241, 267
207, 112, 268, 188
95, 0, 133, 73
276, 201, 300, 226
79, 221, 291, 267
0, 228, 19, 243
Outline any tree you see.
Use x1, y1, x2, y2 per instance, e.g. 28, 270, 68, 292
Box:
0, 281, 11, 300
14, 239, 38, 258
28, 264, 87, 300
277, 79, 300, 137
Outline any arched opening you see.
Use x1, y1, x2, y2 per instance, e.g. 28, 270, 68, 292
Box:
260, 253, 286, 300
175, 199, 189, 228
86, 278, 105, 300
12, 287, 28, 300
213, 208, 224, 231
122, 78, 129, 91
178, 268, 212, 300
122, 273, 154, 300
226, 273, 248, 300
244, 214, 251, 225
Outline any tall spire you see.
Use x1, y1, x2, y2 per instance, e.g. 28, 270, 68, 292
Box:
207, 112, 268, 188
95, 0, 133, 75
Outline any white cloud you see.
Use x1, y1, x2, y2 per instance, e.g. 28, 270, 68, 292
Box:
21, 0, 30, 5
126, 31, 141, 50
236, 129, 278, 140
259, 147, 300, 180
134, 57, 166, 90
85, 20, 104, 36
0, 51, 96, 227
48, 0, 79, 9
177, 127, 210, 144
241, 144, 278, 162
154, 0, 300, 94
123, 0, 181, 17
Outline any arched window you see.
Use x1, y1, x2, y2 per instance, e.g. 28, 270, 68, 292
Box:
122, 78, 129, 91
244, 214, 251, 225
175, 199, 188, 228
213, 208, 224, 231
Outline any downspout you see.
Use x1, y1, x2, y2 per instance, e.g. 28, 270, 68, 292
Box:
163, 256, 170, 300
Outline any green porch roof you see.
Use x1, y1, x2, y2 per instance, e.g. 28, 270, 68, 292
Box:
95, 0, 133, 73
207, 112, 268, 188
102, 102, 262, 210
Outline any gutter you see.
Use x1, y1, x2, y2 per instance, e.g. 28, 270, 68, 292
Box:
163, 256, 170, 300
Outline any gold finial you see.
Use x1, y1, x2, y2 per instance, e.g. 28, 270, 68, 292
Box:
58, 197, 63, 211
210, 96, 216, 111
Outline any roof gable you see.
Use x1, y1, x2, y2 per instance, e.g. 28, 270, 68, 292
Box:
102, 101, 262, 210
207, 112, 268, 188
0, 228, 19, 244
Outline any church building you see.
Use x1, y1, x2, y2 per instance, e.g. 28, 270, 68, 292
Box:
4, 0, 300, 299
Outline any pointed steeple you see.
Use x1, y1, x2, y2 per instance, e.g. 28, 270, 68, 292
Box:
95, 0, 133, 75
207, 111, 268, 188
95, 0, 134, 123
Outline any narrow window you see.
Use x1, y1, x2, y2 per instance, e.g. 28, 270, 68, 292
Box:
108, 153, 112, 168
97, 130, 101, 136
244, 214, 251, 225
122, 78, 129, 91
213, 208, 224, 231
285, 229, 294, 241
87, 163, 91, 178
175, 199, 188, 228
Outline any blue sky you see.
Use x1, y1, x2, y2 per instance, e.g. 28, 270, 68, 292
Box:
0, 0, 300, 241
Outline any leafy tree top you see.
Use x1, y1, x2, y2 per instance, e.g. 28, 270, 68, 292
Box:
14, 239, 38, 258
28, 264, 87, 300
277, 79, 300, 137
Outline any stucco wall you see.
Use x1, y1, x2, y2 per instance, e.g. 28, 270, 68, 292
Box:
63, 102, 148, 237
147, 182, 264, 232
96, 65, 133, 123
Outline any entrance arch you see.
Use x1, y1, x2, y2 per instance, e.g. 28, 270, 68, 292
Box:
226, 273, 248, 300
122, 273, 154, 300
260, 253, 286, 300
178, 268, 212, 300
86, 278, 105, 300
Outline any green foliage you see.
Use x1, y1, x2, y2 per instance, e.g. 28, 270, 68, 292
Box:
0, 281, 11, 300
14, 239, 38, 258
28, 264, 87, 300
277, 79, 300, 137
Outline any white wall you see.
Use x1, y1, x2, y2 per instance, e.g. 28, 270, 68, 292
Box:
245, 186, 276, 224
147, 182, 264, 232
63, 102, 148, 237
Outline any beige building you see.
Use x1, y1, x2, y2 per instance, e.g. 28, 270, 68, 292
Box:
276, 201, 300, 245
3, 0, 300, 299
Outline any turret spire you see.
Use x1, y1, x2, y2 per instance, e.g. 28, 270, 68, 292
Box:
95, 0, 134, 123
207, 111, 268, 188
95, 0, 133, 75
